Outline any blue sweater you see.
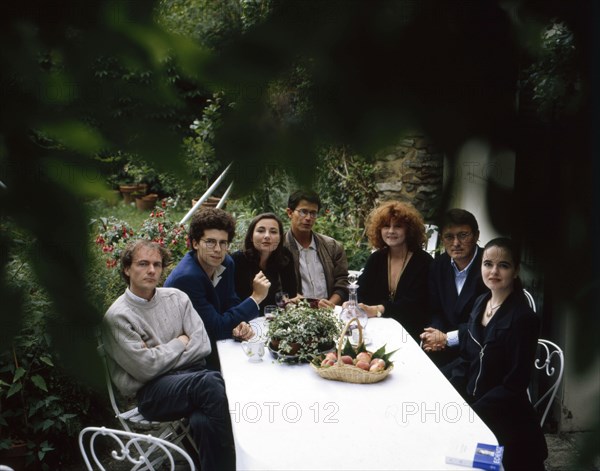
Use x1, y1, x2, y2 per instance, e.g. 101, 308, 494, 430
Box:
165, 251, 259, 341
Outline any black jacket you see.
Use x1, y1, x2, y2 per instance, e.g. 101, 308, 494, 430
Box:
428, 248, 487, 367
446, 290, 547, 470
231, 248, 297, 311
357, 247, 432, 342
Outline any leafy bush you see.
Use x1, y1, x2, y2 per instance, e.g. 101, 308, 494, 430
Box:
89, 197, 191, 308
313, 146, 377, 270
182, 93, 225, 203
0, 232, 106, 469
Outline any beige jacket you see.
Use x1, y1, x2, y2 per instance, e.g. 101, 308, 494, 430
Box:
284, 230, 349, 302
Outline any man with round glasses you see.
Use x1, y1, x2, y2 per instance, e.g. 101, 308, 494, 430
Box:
284, 190, 349, 308
420, 208, 487, 369
166, 207, 270, 367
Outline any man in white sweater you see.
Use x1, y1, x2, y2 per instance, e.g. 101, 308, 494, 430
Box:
102, 239, 235, 470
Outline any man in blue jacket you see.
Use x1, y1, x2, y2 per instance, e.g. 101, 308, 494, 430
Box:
165, 207, 270, 366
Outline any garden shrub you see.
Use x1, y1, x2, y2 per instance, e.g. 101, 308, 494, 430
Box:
0, 227, 108, 469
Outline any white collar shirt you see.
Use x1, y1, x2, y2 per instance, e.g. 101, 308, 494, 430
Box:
451, 246, 479, 295
294, 235, 328, 299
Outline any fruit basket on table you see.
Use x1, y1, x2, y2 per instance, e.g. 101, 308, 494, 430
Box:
311, 317, 396, 384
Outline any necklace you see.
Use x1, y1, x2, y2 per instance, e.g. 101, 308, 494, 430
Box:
388, 250, 409, 301
486, 301, 502, 318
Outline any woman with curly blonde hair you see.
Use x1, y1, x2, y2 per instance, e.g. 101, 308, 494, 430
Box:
357, 201, 433, 341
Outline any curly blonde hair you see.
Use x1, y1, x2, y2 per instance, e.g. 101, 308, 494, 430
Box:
366, 201, 426, 252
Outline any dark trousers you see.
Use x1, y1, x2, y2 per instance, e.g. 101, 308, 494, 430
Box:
137, 367, 235, 471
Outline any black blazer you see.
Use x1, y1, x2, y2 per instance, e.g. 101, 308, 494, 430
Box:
231, 248, 297, 311
428, 247, 487, 333
446, 291, 547, 470
357, 248, 432, 342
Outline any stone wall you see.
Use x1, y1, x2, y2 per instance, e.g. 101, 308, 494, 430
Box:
373, 135, 444, 221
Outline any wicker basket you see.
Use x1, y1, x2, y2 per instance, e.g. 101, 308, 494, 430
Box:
311, 317, 393, 384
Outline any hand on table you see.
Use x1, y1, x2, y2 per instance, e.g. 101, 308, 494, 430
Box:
232, 322, 254, 341
318, 298, 335, 309
420, 327, 447, 352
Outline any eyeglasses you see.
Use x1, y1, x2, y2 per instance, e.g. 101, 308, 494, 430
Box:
295, 209, 318, 219
201, 238, 229, 250
442, 232, 473, 243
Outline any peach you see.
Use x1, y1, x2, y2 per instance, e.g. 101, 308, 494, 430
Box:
321, 358, 335, 367
341, 355, 353, 365
369, 359, 386, 372
356, 360, 370, 371
356, 352, 372, 364
325, 352, 338, 362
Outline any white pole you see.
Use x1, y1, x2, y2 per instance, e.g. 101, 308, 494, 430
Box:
216, 182, 234, 209
179, 163, 232, 225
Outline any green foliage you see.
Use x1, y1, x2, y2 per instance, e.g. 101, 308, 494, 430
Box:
266, 301, 343, 362
313, 209, 370, 271
0, 232, 104, 469
241, 167, 293, 215
181, 93, 225, 202
88, 197, 190, 310
523, 22, 581, 122
157, 0, 272, 48
316, 147, 377, 228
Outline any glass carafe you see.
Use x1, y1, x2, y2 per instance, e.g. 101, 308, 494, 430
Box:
339, 280, 368, 333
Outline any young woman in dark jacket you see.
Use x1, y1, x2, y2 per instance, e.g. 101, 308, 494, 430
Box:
446, 238, 547, 470
232, 213, 297, 311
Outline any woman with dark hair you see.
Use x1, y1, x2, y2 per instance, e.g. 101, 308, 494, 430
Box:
356, 201, 433, 341
445, 237, 547, 470
232, 213, 297, 310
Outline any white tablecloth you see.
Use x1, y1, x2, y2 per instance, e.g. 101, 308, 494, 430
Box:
217, 317, 498, 470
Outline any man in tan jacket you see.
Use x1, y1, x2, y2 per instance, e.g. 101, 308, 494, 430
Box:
284, 190, 349, 308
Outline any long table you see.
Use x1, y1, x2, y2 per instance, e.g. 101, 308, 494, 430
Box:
217, 317, 498, 470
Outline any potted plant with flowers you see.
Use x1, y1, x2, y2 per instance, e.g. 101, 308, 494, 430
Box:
266, 301, 343, 363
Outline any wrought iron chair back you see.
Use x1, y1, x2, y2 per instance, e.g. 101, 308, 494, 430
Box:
532, 339, 564, 427
79, 426, 196, 470
523, 289, 537, 312
98, 342, 198, 469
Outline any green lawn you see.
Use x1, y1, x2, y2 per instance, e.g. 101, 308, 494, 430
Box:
86, 197, 189, 229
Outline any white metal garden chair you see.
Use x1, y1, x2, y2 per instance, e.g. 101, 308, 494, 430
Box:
79, 426, 196, 470
531, 339, 564, 427
424, 224, 439, 256
523, 288, 537, 312
522, 289, 564, 426
98, 343, 198, 470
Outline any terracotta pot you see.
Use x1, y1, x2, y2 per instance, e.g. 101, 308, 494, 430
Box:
135, 193, 158, 211
119, 184, 138, 204
191, 196, 222, 209
120, 184, 149, 204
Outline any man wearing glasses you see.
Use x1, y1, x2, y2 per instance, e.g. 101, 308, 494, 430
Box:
284, 190, 349, 308
166, 208, 270, 366
420, 208, 487, 368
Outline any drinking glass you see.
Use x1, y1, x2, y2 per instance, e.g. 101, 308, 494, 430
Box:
264, 305, 278, 321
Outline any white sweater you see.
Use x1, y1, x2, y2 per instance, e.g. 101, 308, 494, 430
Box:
102, 287, 211, 396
